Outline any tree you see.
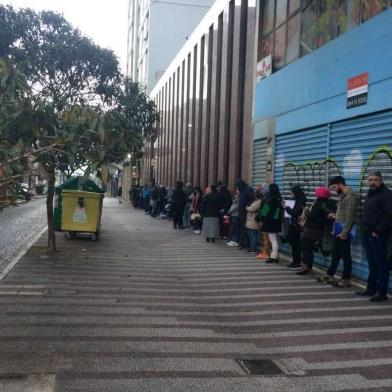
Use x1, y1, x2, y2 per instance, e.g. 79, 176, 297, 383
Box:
0, 6, 158, 251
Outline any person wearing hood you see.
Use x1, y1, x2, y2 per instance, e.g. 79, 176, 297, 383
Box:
285, 185, 307, 269
256, 183, 271, 260
297, 187, 335, 276
356, 171, 392, 302
171, 181, 187, 229
183, 183, 194, 228
236, 179, 255, 250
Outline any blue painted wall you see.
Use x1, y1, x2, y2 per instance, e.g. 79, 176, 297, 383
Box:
253, 9, 392, 136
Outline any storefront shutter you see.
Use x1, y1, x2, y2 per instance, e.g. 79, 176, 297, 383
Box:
252, 137, 268, 187
330, 110, 392, 282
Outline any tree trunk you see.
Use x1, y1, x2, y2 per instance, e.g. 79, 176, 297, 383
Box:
46, 164, 56, 251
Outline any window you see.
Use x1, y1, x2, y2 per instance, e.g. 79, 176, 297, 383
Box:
274, 24, 287, 69
257, 0, 391, 77
337, 0, 361, 35
276, 0, 288, 26
286, 13, 301, 64
263, 0, 275, 34
362, 0, 389, 22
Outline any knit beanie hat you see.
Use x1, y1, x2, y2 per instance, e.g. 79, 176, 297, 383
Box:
315, 187, 331, 199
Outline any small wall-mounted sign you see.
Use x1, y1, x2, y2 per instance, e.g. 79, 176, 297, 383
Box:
347, 72, 368, 109
256, 55, 272, 82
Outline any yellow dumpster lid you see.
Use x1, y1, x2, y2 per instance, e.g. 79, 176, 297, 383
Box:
62, 190, 103, 199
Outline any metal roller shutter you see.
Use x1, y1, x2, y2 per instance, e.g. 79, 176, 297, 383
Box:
252, 137, 268, 187
330, 110, 392, 283
274, 125, 330, 201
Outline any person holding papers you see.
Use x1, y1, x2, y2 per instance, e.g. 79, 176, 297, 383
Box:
317, 176, 357, 288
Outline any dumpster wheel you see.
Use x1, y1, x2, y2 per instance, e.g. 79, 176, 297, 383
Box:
91, 232, 98, 241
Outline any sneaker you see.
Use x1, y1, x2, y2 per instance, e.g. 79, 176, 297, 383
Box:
256, 253, 270, 260
332, 279, 351, 288
231, 242, 239, 247
369, 293, 388, 302
287, 262, 301, 269
226, 241, 235, 246
194, 230, 201, 234
296, 268, 311, 276
265, 258, 279, 264
317, 274, 335, 284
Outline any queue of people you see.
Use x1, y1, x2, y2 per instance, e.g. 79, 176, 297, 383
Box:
128, 171, 392, 302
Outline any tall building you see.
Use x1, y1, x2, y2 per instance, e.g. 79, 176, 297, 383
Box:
127, 0, 215, 93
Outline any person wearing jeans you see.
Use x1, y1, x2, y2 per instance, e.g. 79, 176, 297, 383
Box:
245, 190, 262, 253
317, 176, 357, 287
356, 171, 392, 302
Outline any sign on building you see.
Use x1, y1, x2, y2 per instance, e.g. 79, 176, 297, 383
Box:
256, 55, 272, 82
347, 72, 368, 109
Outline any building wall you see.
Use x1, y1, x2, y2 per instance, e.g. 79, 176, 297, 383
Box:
149, 0, 257, 191
252, 9, 392, 285
127, 0, 214, 93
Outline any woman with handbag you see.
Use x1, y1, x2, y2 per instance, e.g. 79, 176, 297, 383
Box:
192, 187, 203, 234
260, 183, 283, 263
285, 185, 307, 269
296, 187, 334, 275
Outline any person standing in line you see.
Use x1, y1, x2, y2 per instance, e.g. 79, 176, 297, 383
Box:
260, 183, 283, 264
217, 183, 233, 239
171, 181, 187, 230
150, 183, 159, 218
285, 185, 307, 269
142, 184, 151, 214
227, 190, 240, 247
236, 179, 255, 250
192, 186, 203, 234
296, 187, 334, 275
128, 185, 133, 205
256, 183, 271, 260
317, 176, 357, 287
117, 186, 123, 204
183, 183, 194, 228
246, 189, 262, 253
201, 185, 220, 243
356, 171, 392, 302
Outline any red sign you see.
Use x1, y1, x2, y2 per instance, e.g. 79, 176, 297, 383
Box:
348, 73, 368, 91
347, 72, 368, 109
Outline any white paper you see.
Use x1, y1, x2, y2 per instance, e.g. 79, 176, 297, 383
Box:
284, 200, 295, 218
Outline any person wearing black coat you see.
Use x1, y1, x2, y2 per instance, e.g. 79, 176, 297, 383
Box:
236, 179, 255, 250
297, 187, 335, 276
357, 171, 392, 302
261, 183, 283, 264
171, 181, 187, 229
285, 185, 307, 269
201, 185, 220, 242
217, 184, 232, 238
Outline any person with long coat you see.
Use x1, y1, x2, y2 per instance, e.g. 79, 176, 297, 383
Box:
261, 183, 283, 264
285, 185, 307, 269
171, 181, 187, 229
201, 185, 220, 242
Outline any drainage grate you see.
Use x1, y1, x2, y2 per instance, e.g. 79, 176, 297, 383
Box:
236, 359, 284, 376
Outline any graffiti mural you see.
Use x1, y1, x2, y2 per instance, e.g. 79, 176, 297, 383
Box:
282, 158, 341, 198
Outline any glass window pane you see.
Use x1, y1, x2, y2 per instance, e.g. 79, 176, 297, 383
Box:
338, 0, 361, 35
276, 0, 288, 26
289, 0, 301, 15
261, 33, 274, 60
300, 0, 318, 56
362, 0, 389, 22
263, 0, 275, 35
286, 14, 300, 64
318, 0, 337, 48
274, 24, 286, 70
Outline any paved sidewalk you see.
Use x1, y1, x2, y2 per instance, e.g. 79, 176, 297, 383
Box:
0, 198, 46, 276
0, 198, 392, 391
